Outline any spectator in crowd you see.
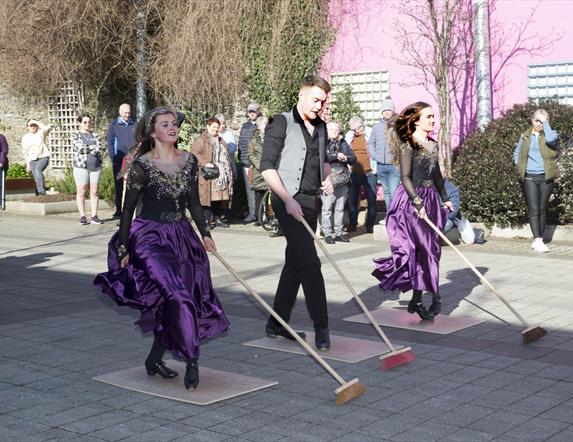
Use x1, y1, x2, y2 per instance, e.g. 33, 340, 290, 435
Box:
321, 121, 355, 243
71, 113, 104, 225
192, 117, 234, 229
260, 75, 334, 351
443, 178, 461, 233
513, 108, 558, 253
238, 102, 260, 223
369, 96, 400, 212
94, 107, 229, 390
107, 103, 136, 219
215, 113, 237, 178
22, 118, 52, 196
346, 116, 377, 233
0, 132, 8, 210
248, 116, 269, 227
372, 102, 452, 320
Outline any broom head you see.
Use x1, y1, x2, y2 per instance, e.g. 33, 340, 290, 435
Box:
522, 325, 548, 344
379, 346, 415, 370
335, 378, 366, 405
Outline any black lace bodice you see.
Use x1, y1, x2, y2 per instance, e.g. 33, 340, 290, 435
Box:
399, 141, 448, 210
118, 152, 210, 253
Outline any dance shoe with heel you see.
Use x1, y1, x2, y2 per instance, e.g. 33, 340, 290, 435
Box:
265, 321, 307, 340
429, 293, 442, 316
314, 327, 330, 351
184, 358, 199, 390
145, 361, 178, 379
407, 300, 434, 320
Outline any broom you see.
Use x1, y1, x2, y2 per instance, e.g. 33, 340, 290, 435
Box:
423, 215, 547, 344
212, 251, 366, 405
300, 218, 415, 370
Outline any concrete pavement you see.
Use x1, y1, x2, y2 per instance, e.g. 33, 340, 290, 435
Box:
1, 211, 573, 441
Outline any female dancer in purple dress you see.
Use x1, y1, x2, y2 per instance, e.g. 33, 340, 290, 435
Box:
372, 102, 452, 320
94, 107, 229, 389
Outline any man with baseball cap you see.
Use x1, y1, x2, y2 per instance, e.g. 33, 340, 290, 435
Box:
238, 102, 260, 223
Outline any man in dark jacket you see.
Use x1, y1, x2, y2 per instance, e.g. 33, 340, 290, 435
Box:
0, 133, 8, 210
107, 103, 136, 218
237, 102, 260, 223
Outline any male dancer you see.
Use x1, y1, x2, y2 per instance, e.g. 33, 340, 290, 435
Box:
260, 75, 334, 350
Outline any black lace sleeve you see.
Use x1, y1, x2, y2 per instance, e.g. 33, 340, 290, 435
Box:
117, 161, 145, 261
432, 162, 449, 203
188, 162, 211, 239
399, 143, 423, 210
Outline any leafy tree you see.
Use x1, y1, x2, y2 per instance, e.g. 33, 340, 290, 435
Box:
330, 85, 363, 133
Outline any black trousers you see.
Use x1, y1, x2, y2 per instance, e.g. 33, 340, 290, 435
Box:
112, 154, 125, 213
269, 193, 328, 329
523, 173, 554, 238
254, 190, 266, 221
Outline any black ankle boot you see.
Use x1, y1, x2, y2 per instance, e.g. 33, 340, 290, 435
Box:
184, 358, 199, 390
429, 293, 442, 316
145, 361, 178, 378
407, 299, 434, 320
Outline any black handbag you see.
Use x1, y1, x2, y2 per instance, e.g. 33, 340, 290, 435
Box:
201, 164, 220, 180
330, 164, 350, 188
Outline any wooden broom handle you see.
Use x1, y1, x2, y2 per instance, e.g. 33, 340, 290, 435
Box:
423, 215, 530, 328
299, 218, 398, 351
211, 250, 347, 386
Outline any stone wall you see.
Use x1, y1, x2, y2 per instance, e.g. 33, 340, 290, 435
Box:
0, 83, 49, 165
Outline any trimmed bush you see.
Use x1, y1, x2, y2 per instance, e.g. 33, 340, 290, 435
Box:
7, 163, 32, 178
452, 99, 573, 228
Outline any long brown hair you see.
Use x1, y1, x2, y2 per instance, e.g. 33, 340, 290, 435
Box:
390, 101, 432, 166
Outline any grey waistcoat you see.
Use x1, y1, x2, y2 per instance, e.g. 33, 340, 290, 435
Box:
277, 110, 326, 196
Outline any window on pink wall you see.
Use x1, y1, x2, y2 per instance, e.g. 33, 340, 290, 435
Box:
331, 70, 390, 127
528, 62, 573, 106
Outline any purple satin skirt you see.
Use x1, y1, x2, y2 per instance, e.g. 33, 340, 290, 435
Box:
94, 218, 230, 360
372, 185, 448, 294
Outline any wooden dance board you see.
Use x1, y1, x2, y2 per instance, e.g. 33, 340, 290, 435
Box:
343, 308, 484, 334
243, 332, 401, 363
93, 360, 277, 406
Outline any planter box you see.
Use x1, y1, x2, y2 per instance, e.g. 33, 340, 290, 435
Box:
5, 177, 36, 192
7, 199, 110, 216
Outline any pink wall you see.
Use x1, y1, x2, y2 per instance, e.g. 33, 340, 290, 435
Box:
322, 0, 573, 145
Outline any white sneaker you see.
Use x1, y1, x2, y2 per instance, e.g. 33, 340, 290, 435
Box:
533, 239, 549, 253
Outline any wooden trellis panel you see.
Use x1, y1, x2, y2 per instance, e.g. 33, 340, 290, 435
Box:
48, 81, 84, 169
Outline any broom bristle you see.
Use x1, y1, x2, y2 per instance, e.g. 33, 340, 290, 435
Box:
335, 378, 366, 405
522, 326, 548, 344
380, 347, 416, 370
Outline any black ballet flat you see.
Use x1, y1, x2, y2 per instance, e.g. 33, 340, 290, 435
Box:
265, 322, 306, 341
145, 361, 178, 379
407, 300, 434, 321
429, 294, 442, 316
184, 358, 199, 390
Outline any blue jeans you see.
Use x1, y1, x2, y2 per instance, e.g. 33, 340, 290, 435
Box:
347, 172, 377, 227
30, 156, 49, 193
377, 163, 401, 210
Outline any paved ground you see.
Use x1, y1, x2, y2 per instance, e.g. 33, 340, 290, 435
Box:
2, 209, 573, 441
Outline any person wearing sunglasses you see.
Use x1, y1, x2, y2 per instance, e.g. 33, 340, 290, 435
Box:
21, 118, 52, 195
513, 108, 558, 253
71, 113, 104, 225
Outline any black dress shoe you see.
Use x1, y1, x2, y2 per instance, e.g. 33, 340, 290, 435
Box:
347, 225, 357, 232
145, 361, 178, 379
112, 211, 122, 220
407, 300, 434, 320
314, 327, 330, 351
265, 322, 306, 340
366, 225, 374, 234
184, 358, 199, 390
429, 293, 442, 316
334, 235, 349, 243
324, 236, 335, 244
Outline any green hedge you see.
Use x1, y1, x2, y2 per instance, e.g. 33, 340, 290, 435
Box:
452, 99, 573, 228
6, 163, 32, 178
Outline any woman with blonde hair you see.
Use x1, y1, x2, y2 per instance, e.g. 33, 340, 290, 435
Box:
372, 102, 452, 320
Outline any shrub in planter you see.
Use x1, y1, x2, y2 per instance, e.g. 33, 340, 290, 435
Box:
452, 99, 573, 228
52, 164, 115, 205
7, 163, 32, 178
